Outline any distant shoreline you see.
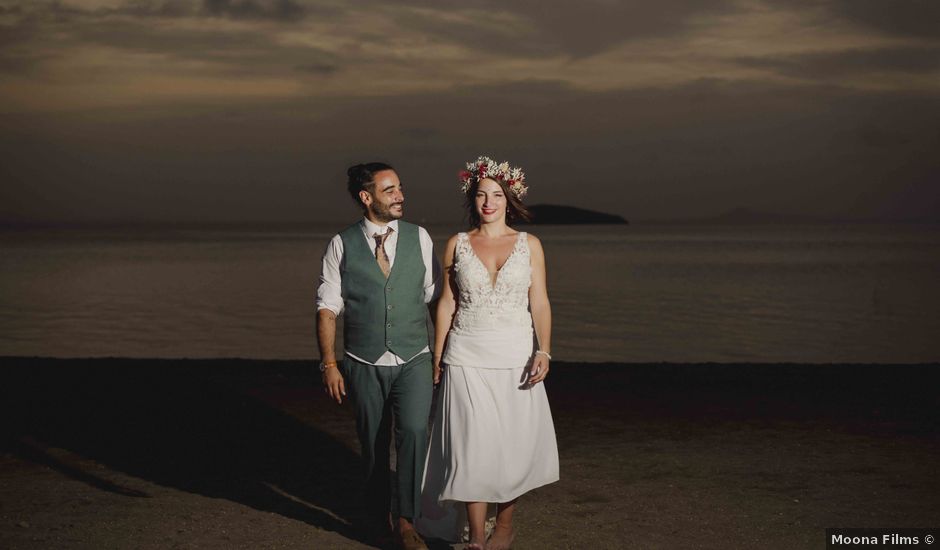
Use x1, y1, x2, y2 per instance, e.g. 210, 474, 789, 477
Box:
4, 219, 938, 232
3, 356, 939, 367
522, 204, 628, 225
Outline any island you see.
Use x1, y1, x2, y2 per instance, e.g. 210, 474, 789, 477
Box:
522, 204, 629, 225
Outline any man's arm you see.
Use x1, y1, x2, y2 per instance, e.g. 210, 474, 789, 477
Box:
317, 308, 345, 404
317, 308, 338, 364
316, 235, 346, 404
418, 227, 442, 303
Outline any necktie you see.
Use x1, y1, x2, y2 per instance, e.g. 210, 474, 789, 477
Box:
373, 228, 393, 278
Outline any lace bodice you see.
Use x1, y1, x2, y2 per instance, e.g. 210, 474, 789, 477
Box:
451, 232, 532, 333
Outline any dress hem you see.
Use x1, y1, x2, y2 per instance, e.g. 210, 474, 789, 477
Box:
436, 475, 560, 505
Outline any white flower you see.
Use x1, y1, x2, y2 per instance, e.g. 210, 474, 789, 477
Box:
457, 155, 530, 199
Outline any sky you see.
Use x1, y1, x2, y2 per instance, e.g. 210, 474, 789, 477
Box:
1, 0, 938, 224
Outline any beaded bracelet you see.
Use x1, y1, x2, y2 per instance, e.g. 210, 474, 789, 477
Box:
535, 350, 552, 360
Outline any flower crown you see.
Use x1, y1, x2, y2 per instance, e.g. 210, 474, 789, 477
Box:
458, 156, 528, 200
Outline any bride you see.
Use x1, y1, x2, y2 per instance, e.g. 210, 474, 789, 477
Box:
419, 156, 559, 549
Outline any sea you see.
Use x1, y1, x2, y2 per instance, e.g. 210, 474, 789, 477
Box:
2, 223, 939, 364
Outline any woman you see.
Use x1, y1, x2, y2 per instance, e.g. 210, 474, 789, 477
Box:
419, 156, 559, 550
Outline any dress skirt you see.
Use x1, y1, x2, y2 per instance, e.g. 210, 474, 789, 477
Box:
417, 362, 559, 541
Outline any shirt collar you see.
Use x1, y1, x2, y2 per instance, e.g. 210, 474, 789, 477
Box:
362, 217, 399, 236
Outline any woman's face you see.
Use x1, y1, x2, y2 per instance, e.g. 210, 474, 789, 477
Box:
475, 178, 507, 224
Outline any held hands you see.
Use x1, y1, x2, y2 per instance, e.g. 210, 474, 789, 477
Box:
322, 366, 346, 404
527, 351, 550, 385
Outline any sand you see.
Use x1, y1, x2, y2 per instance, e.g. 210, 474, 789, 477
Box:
1, 357, 938, 549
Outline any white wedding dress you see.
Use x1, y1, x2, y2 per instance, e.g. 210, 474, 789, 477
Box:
417, 231, 559, 542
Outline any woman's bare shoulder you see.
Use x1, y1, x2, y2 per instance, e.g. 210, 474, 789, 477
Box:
525, 232, 542, 246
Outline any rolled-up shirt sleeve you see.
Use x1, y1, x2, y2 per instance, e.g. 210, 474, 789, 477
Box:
418, 227, 442, 303
316, 234, 345, 316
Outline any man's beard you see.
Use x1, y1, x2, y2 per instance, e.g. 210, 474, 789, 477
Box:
370, 200, 403, 222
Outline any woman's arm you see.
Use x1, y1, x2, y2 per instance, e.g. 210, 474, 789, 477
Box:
433, 234, 460, 384
527, 234, 551, 384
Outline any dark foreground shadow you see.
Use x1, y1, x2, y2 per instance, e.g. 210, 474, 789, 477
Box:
2, 357, 938, 550
0, 357, 371, 546
546, 361, 940, 436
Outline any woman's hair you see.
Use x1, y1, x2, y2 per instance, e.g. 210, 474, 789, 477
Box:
465, 177, 532, 227
346, 162, 395, 208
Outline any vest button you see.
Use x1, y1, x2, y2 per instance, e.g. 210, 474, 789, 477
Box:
387, 323, 392, 328
387, 340, 392, 345
387, 305, 393, 310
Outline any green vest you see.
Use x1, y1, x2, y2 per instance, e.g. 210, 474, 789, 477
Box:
339, 221, 429, 363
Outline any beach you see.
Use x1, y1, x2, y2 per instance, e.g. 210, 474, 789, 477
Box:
5, 3, 939, 548
1, 357, 937, 549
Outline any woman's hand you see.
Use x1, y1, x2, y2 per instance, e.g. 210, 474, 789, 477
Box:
527, 353, 550, 385
433, 356, 443, 385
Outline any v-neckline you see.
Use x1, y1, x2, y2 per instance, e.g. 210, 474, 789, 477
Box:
465, 232, 521, 290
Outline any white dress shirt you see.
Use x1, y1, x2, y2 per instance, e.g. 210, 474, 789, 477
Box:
317, 217, 441, 366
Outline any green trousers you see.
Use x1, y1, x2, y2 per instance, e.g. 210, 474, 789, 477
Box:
342, 352, 433, 521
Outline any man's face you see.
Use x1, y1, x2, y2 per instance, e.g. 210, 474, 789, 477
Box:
361, 169, 404, 223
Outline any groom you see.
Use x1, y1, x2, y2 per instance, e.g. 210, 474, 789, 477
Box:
317, 162, 439, 550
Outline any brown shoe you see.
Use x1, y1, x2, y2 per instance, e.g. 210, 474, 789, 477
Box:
396, 528, 429, 550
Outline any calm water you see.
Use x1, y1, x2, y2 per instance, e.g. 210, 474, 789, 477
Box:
2, 223, 939, 363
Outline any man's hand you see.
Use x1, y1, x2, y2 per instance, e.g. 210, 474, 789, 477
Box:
316, 309, 342, 402
322, 367, 346, 404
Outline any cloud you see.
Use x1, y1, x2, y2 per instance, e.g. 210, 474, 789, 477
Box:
377, 0, 740, 58
202, 0, 305, 21
735, 46, 940, 79
0, 3, 340, 79
507, 0, 739, 57
53, 0, 312, 21
70, 19, 338, 74
0, 52, 58, 75
106, 1, 201, 18
294, 62, 338, 75
3, 0, 938, 109
830, 0, 940, 40
777, 0, 940, 40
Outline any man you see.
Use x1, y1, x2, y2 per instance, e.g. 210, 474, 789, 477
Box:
317, 162, 440, 550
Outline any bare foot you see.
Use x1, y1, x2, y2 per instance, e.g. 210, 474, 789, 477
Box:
485, 525, 514, 550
